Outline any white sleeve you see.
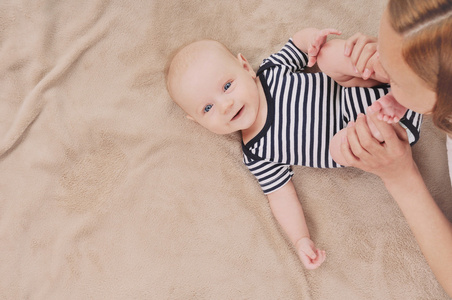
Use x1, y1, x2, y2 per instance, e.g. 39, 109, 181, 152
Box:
447, 135, 452, 186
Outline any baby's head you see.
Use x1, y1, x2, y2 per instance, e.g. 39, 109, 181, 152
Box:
166, 40, 261, 135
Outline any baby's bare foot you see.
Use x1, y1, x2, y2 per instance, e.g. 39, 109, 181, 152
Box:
369, 92, 407, 124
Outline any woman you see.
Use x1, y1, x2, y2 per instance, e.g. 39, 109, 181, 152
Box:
340, 0, 452, 296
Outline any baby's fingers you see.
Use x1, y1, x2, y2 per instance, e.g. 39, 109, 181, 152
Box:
314, 249, 326, 263
319, 28, 342, 37
304, 244, 317, 260
313, 28, 342, 48
307, 56, 317, 68
307, 250, 326, 269
308, 46, 319, 57
307, 45, 320, 67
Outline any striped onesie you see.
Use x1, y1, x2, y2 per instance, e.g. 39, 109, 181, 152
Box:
242, 39, 422, 194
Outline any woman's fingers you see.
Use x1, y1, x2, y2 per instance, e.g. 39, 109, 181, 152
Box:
344, 33, 378, 76
340, 125, 360, 166
344, 33, 376, 56
341, 114, 387, 171
353, 43, 377, 76
352, 114, 382, 155
366, 107, 408, 146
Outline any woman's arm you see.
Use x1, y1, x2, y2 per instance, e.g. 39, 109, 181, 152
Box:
341, 112, 452, 297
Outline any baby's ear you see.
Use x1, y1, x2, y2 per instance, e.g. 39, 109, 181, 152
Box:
237, 53, 256, 78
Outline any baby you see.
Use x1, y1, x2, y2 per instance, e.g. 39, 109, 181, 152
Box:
166, 28, 422, 269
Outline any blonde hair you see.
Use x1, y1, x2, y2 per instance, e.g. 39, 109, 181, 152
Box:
388, 0, 452, 133
165, 40, 236, 100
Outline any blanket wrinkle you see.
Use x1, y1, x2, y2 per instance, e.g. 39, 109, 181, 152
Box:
0, 12, 112, 158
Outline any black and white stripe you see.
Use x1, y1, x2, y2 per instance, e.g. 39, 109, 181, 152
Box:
242, 39, 422, 194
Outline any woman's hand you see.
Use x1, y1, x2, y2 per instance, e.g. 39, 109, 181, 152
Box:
340, 108, 416, 183
344, 32, 389, 83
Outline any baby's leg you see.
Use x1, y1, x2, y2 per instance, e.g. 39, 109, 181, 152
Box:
316, 39, 382, 88
330, 128, 349, 166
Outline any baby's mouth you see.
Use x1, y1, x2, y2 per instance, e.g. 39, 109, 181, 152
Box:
231, 106, 244, 121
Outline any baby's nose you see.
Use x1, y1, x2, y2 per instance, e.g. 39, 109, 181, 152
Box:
220, 98, 234, 114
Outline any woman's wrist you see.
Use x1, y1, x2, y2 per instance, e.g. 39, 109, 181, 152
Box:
380, 160, 425, 202
382, 162, 418, 185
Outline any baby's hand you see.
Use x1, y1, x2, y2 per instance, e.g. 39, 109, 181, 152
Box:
368, 92, 408, 124
307, 28, 342, 67
295, 237, 326, 270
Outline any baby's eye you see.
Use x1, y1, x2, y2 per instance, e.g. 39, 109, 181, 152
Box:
223, 81, 232, 91
204, 104, 213, 113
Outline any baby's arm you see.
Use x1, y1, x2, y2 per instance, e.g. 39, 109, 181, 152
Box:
266, 180, 326, 269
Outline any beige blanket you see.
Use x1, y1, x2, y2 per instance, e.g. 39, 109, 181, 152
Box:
1, 0, 451, 299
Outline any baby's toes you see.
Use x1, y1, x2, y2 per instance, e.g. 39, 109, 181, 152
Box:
369, 102, 382, 114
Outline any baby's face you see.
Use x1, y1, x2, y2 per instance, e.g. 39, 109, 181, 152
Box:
169, 42, 261, 135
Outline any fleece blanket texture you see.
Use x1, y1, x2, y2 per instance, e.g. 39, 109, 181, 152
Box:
1, 0, 451, 299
